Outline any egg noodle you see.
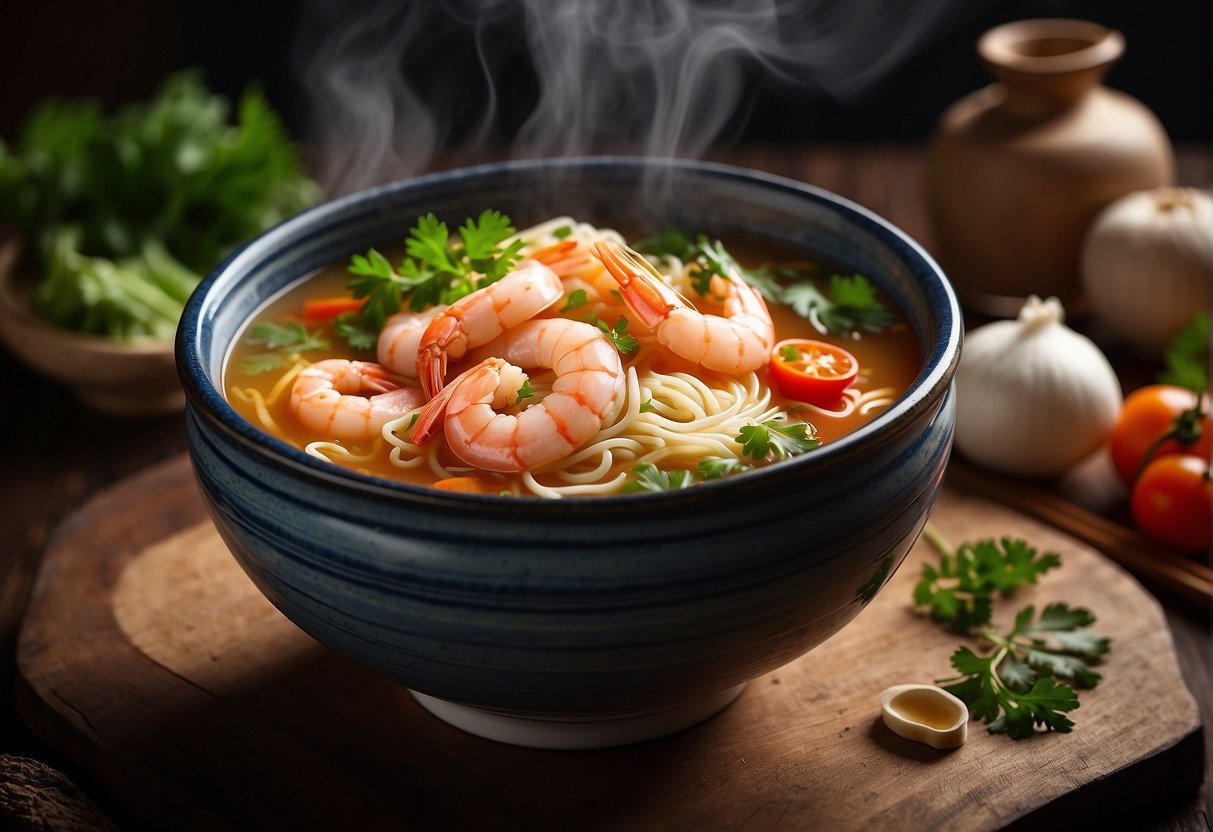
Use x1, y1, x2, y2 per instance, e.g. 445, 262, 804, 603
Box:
233, 218, 897, 498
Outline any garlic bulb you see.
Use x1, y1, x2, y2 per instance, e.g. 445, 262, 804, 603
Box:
955, 296, 1122, 477
1081, 187, 1213, 356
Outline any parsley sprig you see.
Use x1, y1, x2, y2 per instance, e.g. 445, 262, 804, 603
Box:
918, 525, 1111, 739
735, 417, 820, 461
623, 462, 694, 493
914, 528, 1060, 633
337, 210, 526, 349
940, 603, 1109, 738
239, 321, 328, 374
593, 315, 640, 354
782, 274, 896, 334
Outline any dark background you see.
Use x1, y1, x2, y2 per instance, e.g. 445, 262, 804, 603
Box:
0, 0, 1209, 149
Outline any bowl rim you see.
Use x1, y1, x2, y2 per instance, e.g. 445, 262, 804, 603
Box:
178, 155, 961, 505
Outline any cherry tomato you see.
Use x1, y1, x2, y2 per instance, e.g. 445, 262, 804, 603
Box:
769, 339, 859, 407
1108, 385, 1210, 486
1130, 454, 1212, 554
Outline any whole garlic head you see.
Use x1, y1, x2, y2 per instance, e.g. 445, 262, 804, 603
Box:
955, 296, 1123, 477
1081, 187, 1213, 356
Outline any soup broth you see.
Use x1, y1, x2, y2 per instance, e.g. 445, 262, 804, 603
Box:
225, 218, 920, 497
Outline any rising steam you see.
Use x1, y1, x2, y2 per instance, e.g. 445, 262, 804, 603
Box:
295, 0, 987, 195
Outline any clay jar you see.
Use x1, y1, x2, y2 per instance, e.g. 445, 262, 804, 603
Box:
927, 18, 1174, 318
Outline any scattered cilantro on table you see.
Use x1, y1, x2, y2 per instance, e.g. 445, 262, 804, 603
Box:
917, 524, 1111, 739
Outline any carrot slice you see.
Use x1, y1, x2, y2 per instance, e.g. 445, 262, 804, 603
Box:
432, 476, 490, 493
302, 297, 366, 321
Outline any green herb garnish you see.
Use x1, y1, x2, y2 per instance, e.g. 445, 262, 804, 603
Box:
623, 462, 694, 493
914, 529, 1061, 633
639, 398, 657, 413
782, 273, 894, 334
516, 379, 534, 402
697, 457, 751, 480
238, 321, 328, 374
245, 321, 328, 352
779, 344, 801, 362
735, 417, 820, 461
940, 603, 1109, 738
342, 210, 525, 342
919, 526, 1110, 739
560, 288, 589, 313
595, 315, 640, 354
552, 225, 573, 240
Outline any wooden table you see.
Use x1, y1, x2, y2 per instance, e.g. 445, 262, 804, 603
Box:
1, 144, 1208, 829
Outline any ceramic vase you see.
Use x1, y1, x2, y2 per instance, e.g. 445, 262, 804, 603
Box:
927, 18, 1174, 318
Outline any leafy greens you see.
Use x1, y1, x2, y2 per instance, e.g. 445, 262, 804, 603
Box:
0, 70, 319, 341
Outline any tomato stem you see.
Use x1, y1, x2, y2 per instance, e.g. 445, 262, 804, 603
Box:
1130, 388, 1208, 484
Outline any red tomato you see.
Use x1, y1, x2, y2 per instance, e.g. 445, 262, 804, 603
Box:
1130, 454, 1212, 554
769, 339, 859, 407
1108, 385, 1210, 486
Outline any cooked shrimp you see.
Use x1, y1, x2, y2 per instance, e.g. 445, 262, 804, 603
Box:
410, 319, 624, 472
377, 305, 445, 378
592, 241, 774, 374
290, 359, 424, 441
416, 260, 564, 398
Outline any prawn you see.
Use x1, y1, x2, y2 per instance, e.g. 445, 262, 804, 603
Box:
377, 305, 445, 378
416, 260, 564, 398
410, 319, 624, 472
290, 359, 425, 441
592, 241, 774, 374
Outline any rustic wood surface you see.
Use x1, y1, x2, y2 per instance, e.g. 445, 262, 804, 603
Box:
14, 454, 1203, 831
1, 145, 1209, 830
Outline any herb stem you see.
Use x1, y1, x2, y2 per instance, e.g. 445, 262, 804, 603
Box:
920, 521, 955, 561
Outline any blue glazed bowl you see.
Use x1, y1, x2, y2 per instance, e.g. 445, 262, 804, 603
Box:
177, 157, 961, 749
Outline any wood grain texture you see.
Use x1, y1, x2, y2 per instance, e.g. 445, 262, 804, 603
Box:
14, 455, 1203, 831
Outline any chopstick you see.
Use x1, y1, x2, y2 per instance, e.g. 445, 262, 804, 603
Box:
946, 461, 1213, 613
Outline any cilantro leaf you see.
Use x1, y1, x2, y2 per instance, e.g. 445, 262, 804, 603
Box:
595, 315, 640, 354
1159, 311, 1208, 393
735, 417, 820, 461
633, 229, 694, 260
937, 602, 1108, 739
340, 209, 526, 342
516, 379, 534, 402
239, 353, 287, 374
245, 321, 327, 352
560, 288, 589, 313
915, 530, 1061, 633
622, 462, 695, 493
333, 311, 380, 352
783, 273, 894, 334
696, 457, 751, 480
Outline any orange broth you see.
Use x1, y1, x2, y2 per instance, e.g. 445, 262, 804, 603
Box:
224, 238, 921, 492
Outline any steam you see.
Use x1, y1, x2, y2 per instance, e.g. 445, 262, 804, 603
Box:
295, 0, 988, 196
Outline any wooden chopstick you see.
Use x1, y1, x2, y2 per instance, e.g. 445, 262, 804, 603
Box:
946, 461, 1213, 613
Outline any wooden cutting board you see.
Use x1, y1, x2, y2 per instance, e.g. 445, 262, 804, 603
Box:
15, 455, 1203, 831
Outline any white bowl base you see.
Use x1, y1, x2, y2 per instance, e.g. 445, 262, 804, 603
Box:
410, 683, 747, 750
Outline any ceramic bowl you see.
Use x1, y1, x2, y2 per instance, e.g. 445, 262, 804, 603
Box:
0, 239, 183, 416
178, 157, 961, 749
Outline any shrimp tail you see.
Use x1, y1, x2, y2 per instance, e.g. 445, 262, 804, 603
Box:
528, 240, 578, 266
592, 242, 676, 329
417, 314, 463, 399
410, 378, 459, 445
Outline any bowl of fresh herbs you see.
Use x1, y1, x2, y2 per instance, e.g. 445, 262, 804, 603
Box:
0, 71, 318, 416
